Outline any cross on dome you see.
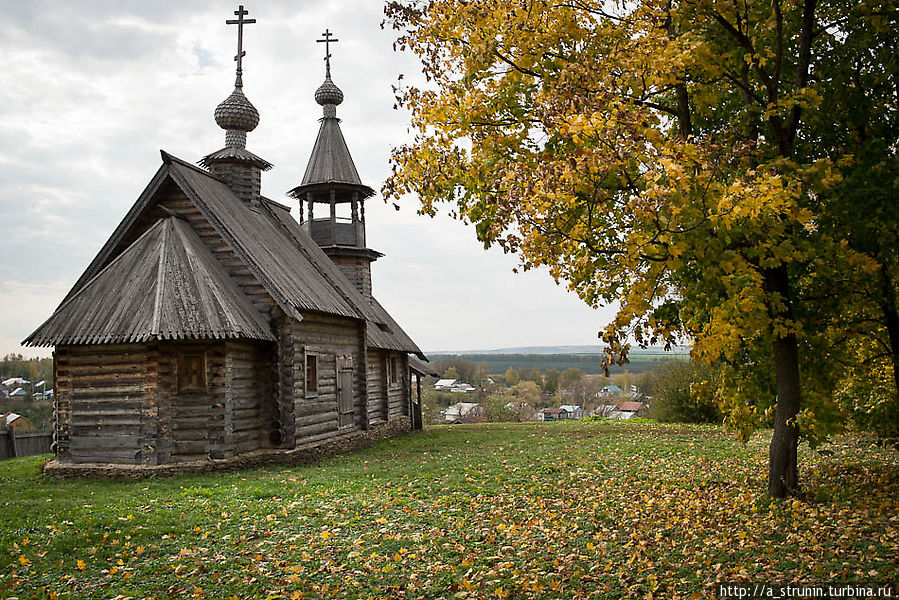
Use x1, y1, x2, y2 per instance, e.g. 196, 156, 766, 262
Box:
226, 5, 256, 88
317, 29, 339, 78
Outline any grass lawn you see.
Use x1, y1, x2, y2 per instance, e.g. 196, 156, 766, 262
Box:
1, 421, 896, 599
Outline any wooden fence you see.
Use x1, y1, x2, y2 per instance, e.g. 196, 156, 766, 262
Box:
0, 429, 52, 460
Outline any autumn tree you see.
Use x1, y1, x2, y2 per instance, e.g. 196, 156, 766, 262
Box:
384, 0, 897, 496
542, 368, 561, 395
503, 367, 520, 386
560, 368, 584, 392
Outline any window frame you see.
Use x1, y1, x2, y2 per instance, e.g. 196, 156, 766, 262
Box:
387, 355, 401, 388
177, 351, 207, 394
305, 351, 319, 398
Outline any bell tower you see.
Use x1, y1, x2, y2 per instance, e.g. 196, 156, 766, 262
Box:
288, 30, 381, 299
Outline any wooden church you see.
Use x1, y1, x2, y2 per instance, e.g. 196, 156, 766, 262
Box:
25, 9, 427, 472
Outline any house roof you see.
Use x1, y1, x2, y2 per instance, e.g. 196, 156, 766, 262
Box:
10, 388, 26, 396
435, 379, 456, 387
25, 217, 274, 346
559, 405, 582, 412
25, 151, 422, 357
445, 402, 480, 416
617, 401, 644, 412
543, 408, 566, 414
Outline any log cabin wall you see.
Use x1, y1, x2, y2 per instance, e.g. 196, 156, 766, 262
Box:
156, 342, 226, 462
387, 352, 410, 420
292, 312, 364, 444
366, 349, 388, 425
275, 311, 297, 448
224, 340, 277, 456
54, 344, 153, 465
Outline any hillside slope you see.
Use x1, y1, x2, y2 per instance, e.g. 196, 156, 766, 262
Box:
1, 422, 896, 599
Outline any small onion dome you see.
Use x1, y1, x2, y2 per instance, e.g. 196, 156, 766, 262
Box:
315, 77, 344, 107
214, 87, 260, 133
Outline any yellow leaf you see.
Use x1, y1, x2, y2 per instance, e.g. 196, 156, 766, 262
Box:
76, 558, 86, 571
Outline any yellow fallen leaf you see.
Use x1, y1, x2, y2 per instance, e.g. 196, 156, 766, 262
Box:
76, 558, 86, 571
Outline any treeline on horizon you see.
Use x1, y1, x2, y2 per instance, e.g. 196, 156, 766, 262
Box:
427, 352, 680, 376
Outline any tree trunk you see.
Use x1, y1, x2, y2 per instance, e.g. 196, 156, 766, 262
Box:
764, 266, 802, 498
769, 332, 801, 497
878, 268, 899, 400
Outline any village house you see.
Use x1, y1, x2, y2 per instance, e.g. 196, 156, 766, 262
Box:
558, 404, 586, 419
24, 11, 427, 473
4, 413, 37, 432
609, 401, 647, 420
538, 407, 568, 422
434, 379, 476, 393
442, 402, 483, 424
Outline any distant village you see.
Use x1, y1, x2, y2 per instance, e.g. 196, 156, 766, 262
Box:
419, 361, 652, 426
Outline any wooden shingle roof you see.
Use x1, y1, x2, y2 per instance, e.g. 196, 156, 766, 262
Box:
260, 193, 423, 357
27, 150, 423, 358
25, 217, 273, 346
288, 117, 375, 199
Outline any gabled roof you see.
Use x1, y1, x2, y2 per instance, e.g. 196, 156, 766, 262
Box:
29, 151, 423, 357
25, 217, 274, 346
259, 192, 423, 357
289, 117, 375, 198
616, 401, 644, 412
53, 152, 368, 323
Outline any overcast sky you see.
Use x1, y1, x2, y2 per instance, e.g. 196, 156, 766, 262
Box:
0, 1, 616, 358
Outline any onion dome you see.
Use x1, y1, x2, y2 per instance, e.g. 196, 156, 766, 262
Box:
215, 87, 260, 133
315, 77, 344, 107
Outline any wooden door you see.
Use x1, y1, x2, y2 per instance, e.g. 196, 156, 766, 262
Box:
337, 356, 355, 429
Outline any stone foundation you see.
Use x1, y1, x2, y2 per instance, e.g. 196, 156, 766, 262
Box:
43, 417, 410, 479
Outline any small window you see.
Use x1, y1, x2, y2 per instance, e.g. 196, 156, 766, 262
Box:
305, 354, 318, 396
178, 353, 206, 393
388, 355, 399, 385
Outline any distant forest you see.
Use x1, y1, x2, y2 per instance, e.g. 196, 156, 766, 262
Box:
427, 351, 682, 376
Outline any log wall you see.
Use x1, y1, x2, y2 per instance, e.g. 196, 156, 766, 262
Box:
55, 344, 152, 465
157, 343, 225, 462
366, 350, 388, 425
293, 312, 364, 444
226, 341, 276, 456
387, 352, 410, 420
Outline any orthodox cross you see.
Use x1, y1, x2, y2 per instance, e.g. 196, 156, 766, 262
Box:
226, 5, 256, 87
317, 29, 338, 78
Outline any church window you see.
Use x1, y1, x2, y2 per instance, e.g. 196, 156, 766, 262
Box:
178, 352, 206, 393
305, 353, 318, 396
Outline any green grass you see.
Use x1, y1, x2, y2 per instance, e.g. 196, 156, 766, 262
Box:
1, 421, 896, 599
